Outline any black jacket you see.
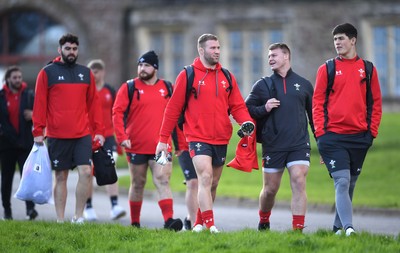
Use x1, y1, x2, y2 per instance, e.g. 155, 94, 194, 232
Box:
0, 86, 34, 152
245, 69, 314, 152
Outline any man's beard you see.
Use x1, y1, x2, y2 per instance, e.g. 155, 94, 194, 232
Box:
139, 70, 155, 81
204, 53, 219, 66
61, 52, 78, 65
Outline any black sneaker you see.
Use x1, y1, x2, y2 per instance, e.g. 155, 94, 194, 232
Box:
131, 222, 141, 228
3, 209, 12, 220
164, 218, 183, 231
184, 217, 191, 230
258, 222, 270, 231
26, 209, 38, 220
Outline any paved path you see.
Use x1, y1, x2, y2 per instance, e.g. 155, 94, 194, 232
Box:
7, 170, 400, 236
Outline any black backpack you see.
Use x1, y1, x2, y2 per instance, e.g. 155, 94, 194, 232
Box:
324, 58, 374, 132
255, 77, 277, 143
177, 65, 232, 130
123, 79, 173, 127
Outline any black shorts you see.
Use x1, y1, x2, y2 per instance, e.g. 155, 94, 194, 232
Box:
127, 152, 172, 165
188, 142, 227, 167
47, 135, 92, 171
178, 150, 197, 180
103, 136, 117, 153
262, 148, 311, 173
317, 131, 373, 176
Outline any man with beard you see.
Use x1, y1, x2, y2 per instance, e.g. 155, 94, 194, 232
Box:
0, 66, 37, 220
155, 34, 254, 233
32, 33, 105, 224
112, 50, 183, 231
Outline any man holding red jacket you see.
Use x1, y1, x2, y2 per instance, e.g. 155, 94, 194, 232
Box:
156, 34, 254, 233
32, 33, 104, 224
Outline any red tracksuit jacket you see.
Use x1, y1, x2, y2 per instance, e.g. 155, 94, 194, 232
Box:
32, 57, 104, 138
313, 56, 382, 138
159, 57, 252, 145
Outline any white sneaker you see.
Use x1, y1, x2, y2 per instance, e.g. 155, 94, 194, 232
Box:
209, 225, 220, 234
335, 229, 343, 235
71, 217, 85, 224
83, 207, 97, 221
110, 205, 126, 220
192, 224, 205, 232
345, 227, 356, 236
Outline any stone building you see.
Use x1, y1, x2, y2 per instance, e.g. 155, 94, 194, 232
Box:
0, 0, 399, 109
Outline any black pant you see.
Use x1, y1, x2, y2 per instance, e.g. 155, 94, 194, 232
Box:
0, 148, 35, 213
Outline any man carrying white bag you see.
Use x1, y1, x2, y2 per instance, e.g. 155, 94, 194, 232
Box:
15, 143, 53, 205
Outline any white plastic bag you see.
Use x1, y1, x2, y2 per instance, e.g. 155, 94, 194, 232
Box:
14, 143, 53, 204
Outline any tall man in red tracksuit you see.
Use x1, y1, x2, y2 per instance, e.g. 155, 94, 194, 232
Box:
32, 33, 105, 223
313, 23, 382, 236
156, 34, 255, 233
113, 50, 183, 231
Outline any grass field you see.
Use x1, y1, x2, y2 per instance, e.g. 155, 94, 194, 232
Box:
117, 112, 400, 209
0, 221, 399, 253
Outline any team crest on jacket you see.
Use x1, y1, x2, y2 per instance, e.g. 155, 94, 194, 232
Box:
78, 73, 84, 81
159, 88, 167, 96
221, 80, 227, 88
358, 68, 365, 78
294, 83, 300, 91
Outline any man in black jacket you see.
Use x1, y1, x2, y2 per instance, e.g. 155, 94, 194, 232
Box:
245, 43, 314, 231
0, 66, 37, 220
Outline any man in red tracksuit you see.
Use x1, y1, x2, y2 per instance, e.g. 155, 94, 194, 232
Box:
32, 33, 104, 224
313, 23, 382, 236
112, 50, 182, 231
156, 34, 254, 233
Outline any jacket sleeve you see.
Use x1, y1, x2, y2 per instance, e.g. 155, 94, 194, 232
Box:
112, 82, 130, 144
312, 64, 328, 138
370, 66, 382, 138
159, 71, 187, 143
227, 73, 253, 125
32, 70, 48, 137
245, 79, 270, 120
87, 72, 104, 137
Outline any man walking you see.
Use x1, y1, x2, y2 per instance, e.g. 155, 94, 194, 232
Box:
313, 23, 382, 236
156, 34, 254, 233
246, 43, 314, 231
32, 33, 105, 223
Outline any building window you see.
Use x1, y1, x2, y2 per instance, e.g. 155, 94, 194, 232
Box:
372, 25, 400, 98
226, 29, 283, 94
0, 10, 67, 86
150, 31, 184, 82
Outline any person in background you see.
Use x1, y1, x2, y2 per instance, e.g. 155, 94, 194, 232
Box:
83, 59, 126, 221
32, 33, 105, 224
112, 50, 182, 231
313, 23, 382, 236
0, 66, 38, 220
246, 43, 314, 232
155, 34, 254, 233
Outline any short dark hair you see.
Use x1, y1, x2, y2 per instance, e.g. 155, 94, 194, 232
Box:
198, 33, 218, 48
268, 42, 291, 59
59, 33, 79, 47
332, 23, 358, 39
3, 65, 21, 84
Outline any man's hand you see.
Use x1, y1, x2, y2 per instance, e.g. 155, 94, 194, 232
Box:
34, 136, 44, 144
155, 142, 169, 166
93, 134, 105, 146
121, 140, 131, 149
265, 98, 280, 112
155, 142, 168, 156
23, 109, 33, 121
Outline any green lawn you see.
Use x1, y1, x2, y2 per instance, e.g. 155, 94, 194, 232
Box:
0, 221, 399, 253
117, 112, 400, 209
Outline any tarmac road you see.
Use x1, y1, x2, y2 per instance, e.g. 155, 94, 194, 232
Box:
6, 170, 400, 236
